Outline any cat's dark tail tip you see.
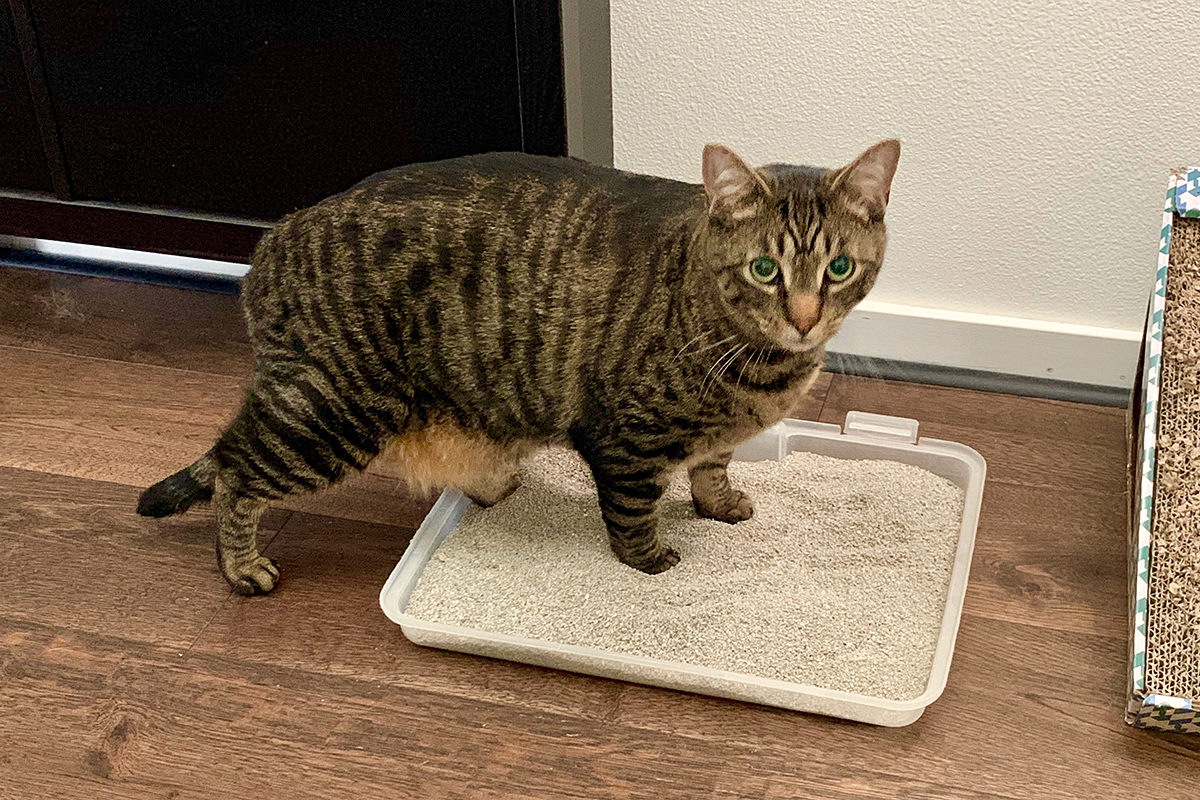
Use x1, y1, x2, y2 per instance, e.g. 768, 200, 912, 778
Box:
136, 467, 213, 518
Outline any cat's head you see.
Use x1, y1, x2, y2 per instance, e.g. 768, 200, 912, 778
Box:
695, 140, 899, 352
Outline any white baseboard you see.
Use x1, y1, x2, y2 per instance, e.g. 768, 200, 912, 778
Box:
832, 300, 1141, 389
0, 235, 251, 278
3, 236, 1141, 389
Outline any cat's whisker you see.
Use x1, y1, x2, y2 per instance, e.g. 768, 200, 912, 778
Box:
699, 343, 740, 398
683, 334, 736, 359
718, 344, 750, 397
702, 343, 748, 401
736, 347, 760, 390
752, 345, 767, 376
672, 330, 716, 362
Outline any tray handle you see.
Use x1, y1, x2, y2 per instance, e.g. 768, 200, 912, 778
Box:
842, 411, 920, 445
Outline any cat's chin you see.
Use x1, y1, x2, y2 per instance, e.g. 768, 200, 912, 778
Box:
777, 340, 821, 354
765, 329, 821, 354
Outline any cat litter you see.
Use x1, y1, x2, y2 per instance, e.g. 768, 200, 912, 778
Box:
380, 413, 986, 726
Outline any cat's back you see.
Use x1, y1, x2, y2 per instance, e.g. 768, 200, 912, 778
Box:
248, 153, 692, 282
245, 153, 699, 318
339, 152, 687, 215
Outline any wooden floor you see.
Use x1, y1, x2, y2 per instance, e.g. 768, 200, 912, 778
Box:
1, 264, 1196, 799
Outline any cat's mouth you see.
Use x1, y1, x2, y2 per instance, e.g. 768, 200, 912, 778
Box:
754, 314, 825, 352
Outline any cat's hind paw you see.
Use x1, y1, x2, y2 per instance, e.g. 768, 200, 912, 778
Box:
221, 555, 280, 595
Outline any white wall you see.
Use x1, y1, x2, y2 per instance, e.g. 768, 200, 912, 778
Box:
610, 0, 1198, 342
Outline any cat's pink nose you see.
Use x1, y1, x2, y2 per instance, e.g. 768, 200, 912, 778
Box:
787, 292, 822, 336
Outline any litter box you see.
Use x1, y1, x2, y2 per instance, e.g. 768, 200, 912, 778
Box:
379, 411, 986, 726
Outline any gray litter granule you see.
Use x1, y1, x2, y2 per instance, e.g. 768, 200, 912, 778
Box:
405, 448, 965, 701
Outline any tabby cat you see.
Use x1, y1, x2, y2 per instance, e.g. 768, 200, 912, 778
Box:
137, 140, 900, 594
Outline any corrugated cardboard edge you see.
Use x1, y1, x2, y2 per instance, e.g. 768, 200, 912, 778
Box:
1171, 168, 1200, 218
1127, 168, 1200, 733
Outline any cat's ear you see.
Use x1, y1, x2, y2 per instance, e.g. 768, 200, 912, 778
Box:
702, 144, 770, 221
828, 139, 900, 222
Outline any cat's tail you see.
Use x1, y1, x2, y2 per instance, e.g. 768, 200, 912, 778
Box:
136, 452, 217, 518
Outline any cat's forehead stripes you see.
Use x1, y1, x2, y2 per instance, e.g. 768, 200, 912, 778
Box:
775, 227, 797, 262
780, 257, 794, 292
778, 194, 803, 259
778, 188, 835, 257
761, 187, 842, 293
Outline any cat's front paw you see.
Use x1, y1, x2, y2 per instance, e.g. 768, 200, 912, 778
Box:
693, 489, 755, 524
618, 544, 681, 575
221, 555, 280, 595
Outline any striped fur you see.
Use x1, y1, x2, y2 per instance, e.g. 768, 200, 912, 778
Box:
138, 141, 898, 593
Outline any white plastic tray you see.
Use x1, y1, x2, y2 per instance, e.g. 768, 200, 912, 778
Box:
379, 412, 986, 726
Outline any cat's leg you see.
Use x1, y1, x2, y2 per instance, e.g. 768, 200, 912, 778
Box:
210, 367, 384, 594
212, 477, 277, 595
688, 447, 754, 523
578, 443, 678, 574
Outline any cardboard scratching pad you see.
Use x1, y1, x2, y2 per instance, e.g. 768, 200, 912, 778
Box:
1146, 216, 1200, 700
1128, 169, 1200, 732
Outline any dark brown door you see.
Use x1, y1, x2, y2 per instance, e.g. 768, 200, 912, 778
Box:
0, 3, 52, 192
1, 0, 565, 260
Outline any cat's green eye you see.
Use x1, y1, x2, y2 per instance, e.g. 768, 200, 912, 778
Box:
826, 254, 854, 282
750, 256, 780, 283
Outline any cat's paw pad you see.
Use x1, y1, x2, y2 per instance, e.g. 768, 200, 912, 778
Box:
693, 489, 755, 524
222, 555, 280, 596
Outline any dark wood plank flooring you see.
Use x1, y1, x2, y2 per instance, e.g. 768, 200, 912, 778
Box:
0, 265, 1195, 799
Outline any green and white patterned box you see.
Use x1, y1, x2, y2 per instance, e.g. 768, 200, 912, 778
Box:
1126, 168, 1200, 732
